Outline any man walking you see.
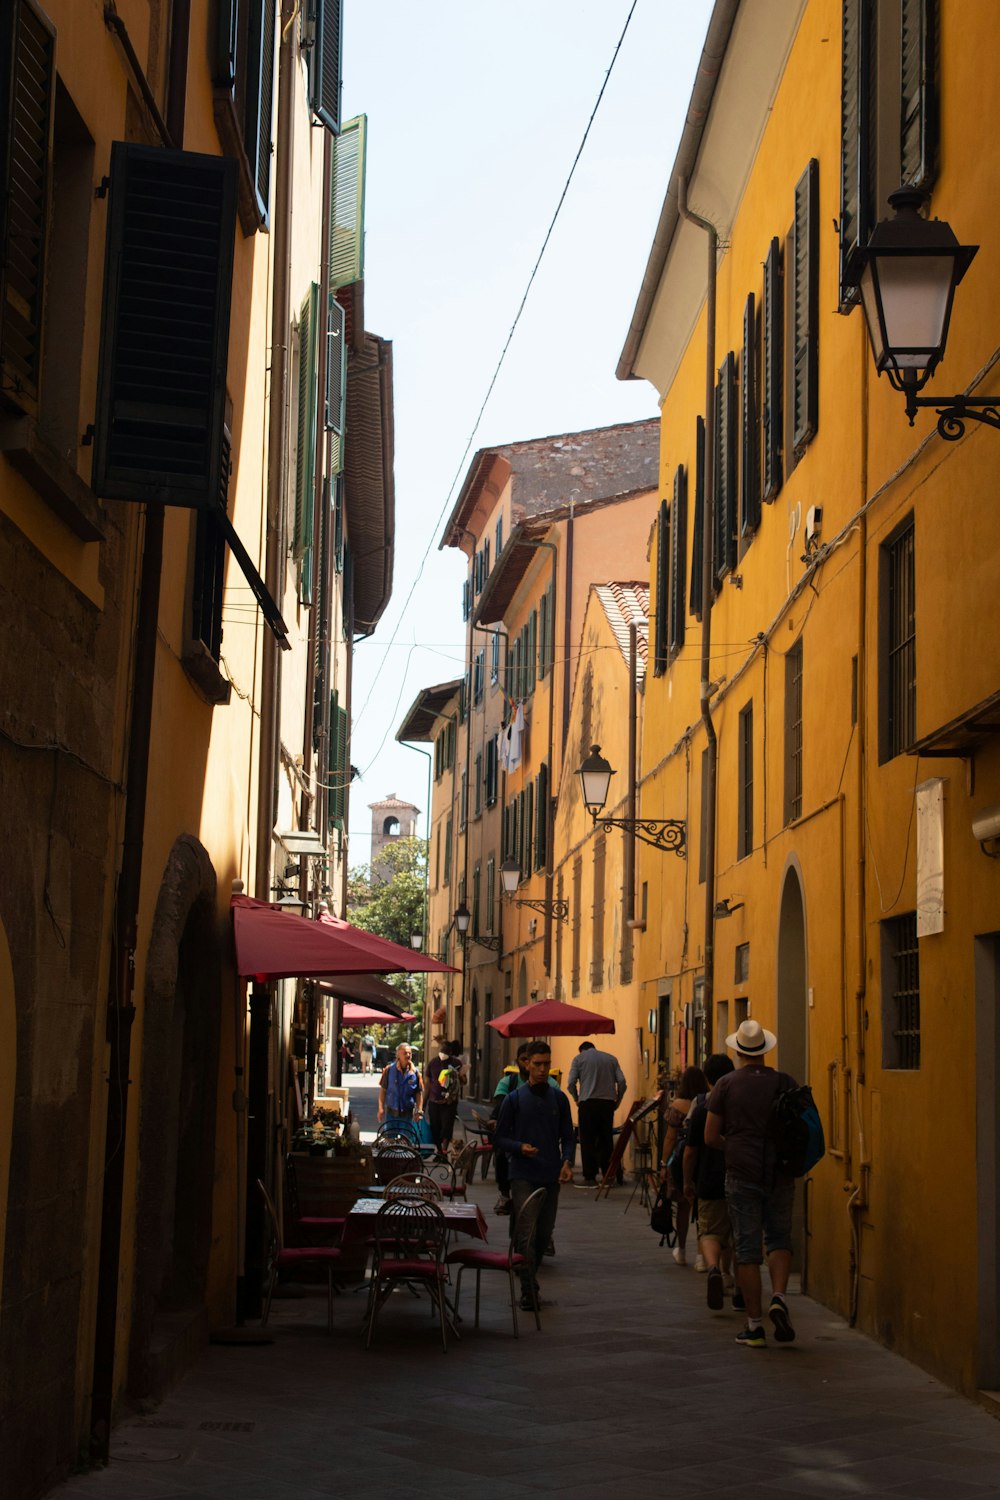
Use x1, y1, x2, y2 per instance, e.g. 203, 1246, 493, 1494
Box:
705, 1018, 798, 1348
567, 1040, 626, 1186
494, 1040, 574, 1309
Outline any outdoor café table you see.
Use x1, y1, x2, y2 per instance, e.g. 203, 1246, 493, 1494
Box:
343, 1197, 489, 1243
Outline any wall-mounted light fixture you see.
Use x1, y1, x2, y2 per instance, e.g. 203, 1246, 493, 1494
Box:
713, 898, 745, 919
498, 858, 569, 922
857, 187, 995, 438
577, 745, 686, 857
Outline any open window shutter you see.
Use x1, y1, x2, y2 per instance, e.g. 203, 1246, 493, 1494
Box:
713, 354, 737, 585
333, 474, 344, 571
329, 115, 365, 289
538, 590, 548, 679
214, 0, 239, 90
310, 0, 343, 135
839, 0, 877, 303
669, 466, 687, 656
792, 159, 820, 458
92, 145, 238, 506
741, 294, 761, 536
312, 476, 330, 749
528, 609, 537, 692
762, 238, 783, 501
294, 284, 319, 601
900, 0, 938, 192
244, 0, 276, 227
653, 498, 669, 675
326, 295, 346, 435
690, 415, 705, 619
0, 0, 55, 413
524, 784, 533, 878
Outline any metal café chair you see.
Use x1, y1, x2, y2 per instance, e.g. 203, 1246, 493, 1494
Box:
385, 1172, 443, 1202
258, 1179, 342, 1334
365, 1199, 451, 1351
372, 1142, 423, 1187
446, 1187, 545, 1337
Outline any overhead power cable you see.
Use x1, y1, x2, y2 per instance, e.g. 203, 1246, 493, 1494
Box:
353, 0, 641, 748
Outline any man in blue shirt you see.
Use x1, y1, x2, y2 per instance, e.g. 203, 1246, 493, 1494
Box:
495, 1040, 574, 1309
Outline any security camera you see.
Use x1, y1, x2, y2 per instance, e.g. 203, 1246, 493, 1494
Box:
973, 803, 1000, 855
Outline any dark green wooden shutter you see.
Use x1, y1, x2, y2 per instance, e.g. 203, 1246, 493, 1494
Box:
669, 466, 686, 657
534, 763, 548, 870
538, 590, 548, 679
310, 0, 343, 135
0, 0, 55, 413
528, 609, 537, 693
762, 238, 783, 501
92, 144, 238, 506
740, 294, 761, 537
313, 476, 330, 750
326, 295, 345, 434
294, 283, 320, 601
523, 785, 533, 878
792, 159, 820, 458
329, 115, 365, 289
192, 427, 232, 660
245, 0, 276, 227
839, 0, 870, 301
214, 0, 239, 90
689, 415, 705, 619
713, 353, 737, 585
333, 474, 344, 571
900, 0, 938, 192
653, 498, 668, 675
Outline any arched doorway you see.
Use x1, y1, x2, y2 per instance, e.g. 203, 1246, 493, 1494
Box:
776, 861, 808, 1082
129, 836, 221, 1397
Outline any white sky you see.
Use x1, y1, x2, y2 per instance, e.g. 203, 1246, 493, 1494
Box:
341, 0, 714, 866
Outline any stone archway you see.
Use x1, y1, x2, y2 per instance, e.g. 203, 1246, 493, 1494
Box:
129, 835, 221, 1399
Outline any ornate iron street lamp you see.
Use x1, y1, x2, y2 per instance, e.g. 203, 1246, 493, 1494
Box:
576, 744, 686, 857
857, 187, 993, 437
498, 858, 569, 923
452, 900, 501, 952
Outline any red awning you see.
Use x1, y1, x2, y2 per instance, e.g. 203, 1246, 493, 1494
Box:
342, 1003, 416, 1024
486, 998, 615, 1038
317, 972, 415, 1012
231, 895, 457, 981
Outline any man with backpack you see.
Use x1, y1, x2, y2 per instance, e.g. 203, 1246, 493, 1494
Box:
682, 1053, 737, 1311
705, 1019, 798, 1349
377, 1042, 424, 1125
424, 1040, 464, 1160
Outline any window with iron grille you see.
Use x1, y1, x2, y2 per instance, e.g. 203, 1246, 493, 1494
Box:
880, 516, 916, 762
881, 911, 920, 1069
737, 700, 753, 860
590, 834, 606, 991
784, 639, 803, 824
571, 856, 582, 997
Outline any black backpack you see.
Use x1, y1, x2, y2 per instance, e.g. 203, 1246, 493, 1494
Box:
768, 1083, 826, 1177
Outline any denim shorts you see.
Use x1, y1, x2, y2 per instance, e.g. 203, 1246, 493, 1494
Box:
725, 1172, 794, 1265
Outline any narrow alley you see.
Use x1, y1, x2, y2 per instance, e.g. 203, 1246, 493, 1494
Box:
48, 1107, 1000, 1500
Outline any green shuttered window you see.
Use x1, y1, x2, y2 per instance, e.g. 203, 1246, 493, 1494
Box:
713, 353, 737, 585
690, 415, 705, 620
791, 160, 819, 459
762, 238, 783, 501
295, 283, 320, 601
669, 465, 686, 657
653, 498, 669, 675
309, 0, 343, 136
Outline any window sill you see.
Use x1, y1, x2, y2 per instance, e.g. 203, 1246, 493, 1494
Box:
0, 416, 104, 541
182, 640, 232, 706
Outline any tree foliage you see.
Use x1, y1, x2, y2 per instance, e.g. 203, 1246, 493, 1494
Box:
347, 837, 428, 1045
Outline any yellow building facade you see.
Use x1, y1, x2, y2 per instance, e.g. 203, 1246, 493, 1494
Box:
622, 0, 1000, 1396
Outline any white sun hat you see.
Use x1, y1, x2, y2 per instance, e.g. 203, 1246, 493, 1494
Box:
725, 1018, 777, 1057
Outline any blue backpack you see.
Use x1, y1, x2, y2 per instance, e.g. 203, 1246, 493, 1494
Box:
769, 1084, 825, 1177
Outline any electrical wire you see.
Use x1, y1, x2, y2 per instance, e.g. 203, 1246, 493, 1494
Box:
351, 0, 640, 739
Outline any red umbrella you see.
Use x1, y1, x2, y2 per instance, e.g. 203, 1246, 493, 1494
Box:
231, 895, 456, 981
487, 997, 615, 1038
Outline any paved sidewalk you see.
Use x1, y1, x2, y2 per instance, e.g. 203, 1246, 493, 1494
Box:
49, 1178, 1000, 1500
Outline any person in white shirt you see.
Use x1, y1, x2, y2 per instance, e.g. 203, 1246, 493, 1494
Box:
566, 1041, 626, 1186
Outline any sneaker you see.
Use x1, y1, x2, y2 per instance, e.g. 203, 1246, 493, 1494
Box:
574, 1178, 598, 1189
518, 1292, 537, 1312
694, 1254, 707, 1273
732, 1287, 746, 1312
706, 1267, 725, 1311
493, 1196, 511, 1215
768, 1295, 796, 1344
543, 1239, 555, 1257
671, 1246, 686, 1266
735, 1324, 767, 1349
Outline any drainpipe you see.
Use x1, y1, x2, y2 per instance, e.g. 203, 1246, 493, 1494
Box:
89, 1, 192, 1456
245, 0, 296, 1319
678, 175, 718, 1055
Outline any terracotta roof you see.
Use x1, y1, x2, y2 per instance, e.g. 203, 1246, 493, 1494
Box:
594, 583, 650, 680
367, 793, 421, 813
441, 417, 660, 550
344, 332, 394, 633
395, 678, 462, 743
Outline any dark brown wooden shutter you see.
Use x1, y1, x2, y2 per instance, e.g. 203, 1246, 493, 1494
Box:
92, 144, 238, 507
0, 0, 55, 413
714, 353, 737, 585
669, 465, 686, 657
310, 0, 343, 135
762, 238, 783, 501
534, 761, 548, 870
792, 159, 820, 459
690, 415, 705, 618
900, 0, 938, 192
741, 293, 761, 537
214, 0, 239, 90
653, 497, 669, 675
839, 0, 873, 302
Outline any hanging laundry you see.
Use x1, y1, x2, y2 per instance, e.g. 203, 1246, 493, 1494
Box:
507, 702, 526, 773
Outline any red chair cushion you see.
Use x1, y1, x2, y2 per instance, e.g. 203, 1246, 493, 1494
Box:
277, 1247, 341, 1266
445, 1248, 525, 1270
376, 1258, 446, 1279
295, 1216, 346, 1229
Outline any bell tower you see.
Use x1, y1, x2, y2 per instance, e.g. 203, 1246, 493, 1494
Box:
369, 793, 420, 883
